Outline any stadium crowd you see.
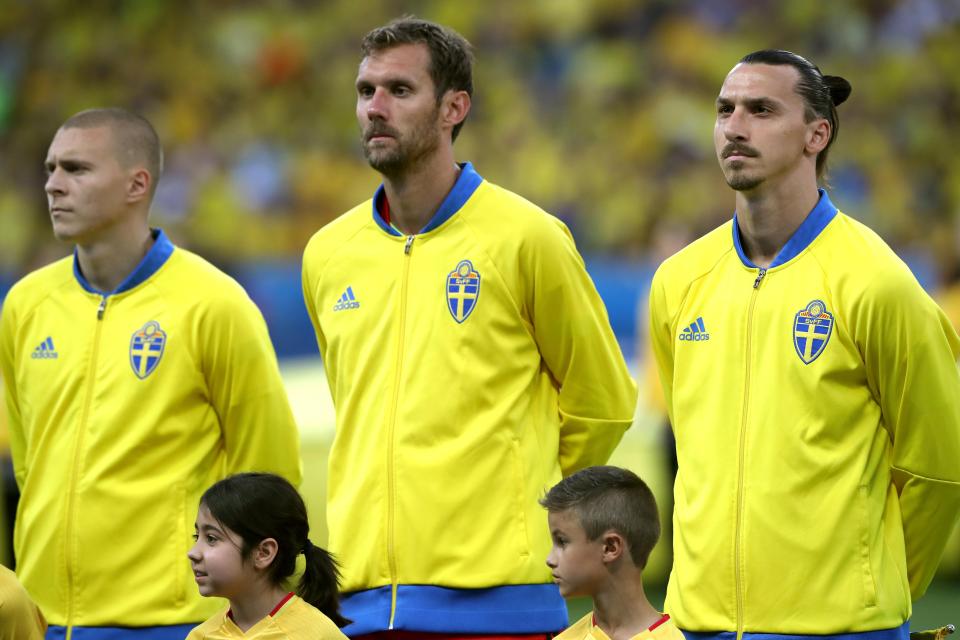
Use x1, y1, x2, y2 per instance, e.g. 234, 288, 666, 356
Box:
1, 0, 959, 293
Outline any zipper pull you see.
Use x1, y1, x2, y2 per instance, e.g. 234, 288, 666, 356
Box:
97, 296, 107, 320
753, 268, 767, 289
404, 235, 414, 255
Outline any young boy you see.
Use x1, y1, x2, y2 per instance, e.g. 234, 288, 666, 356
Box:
541, 466, 682, 640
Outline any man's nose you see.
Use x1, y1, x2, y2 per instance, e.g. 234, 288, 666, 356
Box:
366, 88, 389, 121
45, 168, 65, 196
723, 108, 749, 141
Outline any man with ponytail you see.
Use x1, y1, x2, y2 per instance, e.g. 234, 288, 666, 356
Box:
648, 50, 960, 637
186, 473, 349, 639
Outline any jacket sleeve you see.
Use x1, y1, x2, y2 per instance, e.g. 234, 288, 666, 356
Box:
858, 263, 960, 600
201, 287, 302, 486
301, 245, 328, 371
0, 298, 26, 490
647, 266, 676, 428
527, 220, 637, 476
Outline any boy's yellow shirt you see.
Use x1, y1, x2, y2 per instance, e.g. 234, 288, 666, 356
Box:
556, 612, 684, 640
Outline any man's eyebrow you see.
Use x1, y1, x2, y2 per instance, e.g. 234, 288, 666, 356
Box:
357, 72, 419, 87
716, 95, 780, 106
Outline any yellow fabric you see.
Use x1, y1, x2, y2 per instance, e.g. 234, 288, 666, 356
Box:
186, 595, 348, 639
0, 565, 45, 640
556, 612, 684, 640
649, 212, 960, 633
938, 281, 960, 334
0, 246, 302, 628
303, 176, 637, 595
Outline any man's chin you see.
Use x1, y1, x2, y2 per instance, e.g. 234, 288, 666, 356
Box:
366, 154, 407, 177
51, 226, 79, 243
726, 173, 764, 192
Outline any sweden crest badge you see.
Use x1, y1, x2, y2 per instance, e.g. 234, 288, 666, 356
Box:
130, 320, 167, 379
793, 300, 833, 364
446, 259, 480, 323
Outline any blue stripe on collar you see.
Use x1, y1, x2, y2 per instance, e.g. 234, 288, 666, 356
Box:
371, 162, 484, 236
73, 228, 175, 295
733, 189, 838, 269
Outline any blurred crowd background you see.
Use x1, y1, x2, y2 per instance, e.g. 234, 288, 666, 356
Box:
3, 1, 960, 296
1, 0, 960, 614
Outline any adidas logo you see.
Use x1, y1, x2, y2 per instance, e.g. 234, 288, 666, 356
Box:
679, 317, 710, 342
333, 286, 360, 311
31, 337, 59, 359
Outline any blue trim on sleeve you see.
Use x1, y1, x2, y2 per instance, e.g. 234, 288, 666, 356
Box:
46, 623, 199, 640
680, 622, 909, 640
370, 162, 484, 236
340, 583, 568, 636
73, 228, 175, 295
732, 189, 838, 269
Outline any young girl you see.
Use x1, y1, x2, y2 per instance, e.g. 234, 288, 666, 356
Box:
186, 473, 350, 639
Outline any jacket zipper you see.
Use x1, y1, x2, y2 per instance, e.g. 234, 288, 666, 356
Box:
387, 234, 415, 628
735, 267, 764, 640
65, 295, 108, 632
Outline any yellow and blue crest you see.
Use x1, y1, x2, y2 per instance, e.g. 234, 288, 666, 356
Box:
130, 320, 167, 379
446, 259, 481, 323
793, 300, 833, 364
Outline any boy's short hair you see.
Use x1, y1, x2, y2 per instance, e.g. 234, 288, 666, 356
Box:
540, 466, 660, 568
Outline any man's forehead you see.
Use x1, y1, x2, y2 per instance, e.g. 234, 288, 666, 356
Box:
358, 43, 432, 80
48, 125, 114, 156
718, 62, 801, 101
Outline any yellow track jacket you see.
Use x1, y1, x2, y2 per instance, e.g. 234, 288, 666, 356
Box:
649, 191, 960, 636
0, 230, 302, 631
302, 163, 637, 635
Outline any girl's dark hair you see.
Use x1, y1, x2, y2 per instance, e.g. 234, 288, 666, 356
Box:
200, 473, 350, 627
739, 49, 852, 180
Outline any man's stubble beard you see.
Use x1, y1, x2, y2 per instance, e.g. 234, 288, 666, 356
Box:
364, 109, 443, 178
724, 166, 764, 192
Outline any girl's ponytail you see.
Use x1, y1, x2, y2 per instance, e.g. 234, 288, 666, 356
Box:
300, 540, 351, 628
200, 473, 350, 628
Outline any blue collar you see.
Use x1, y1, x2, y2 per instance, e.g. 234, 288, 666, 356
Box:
732, 189, 838, 269
371, 162, 484, 236
74, 228, 175, 295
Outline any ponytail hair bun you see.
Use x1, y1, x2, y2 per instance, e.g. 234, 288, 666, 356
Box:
824, 75, 852, 106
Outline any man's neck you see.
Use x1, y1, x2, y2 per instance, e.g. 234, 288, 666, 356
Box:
592, 575, 662, 640
76, 225, 154, 293
381, 150, 461, 235
734, 179, 820, 269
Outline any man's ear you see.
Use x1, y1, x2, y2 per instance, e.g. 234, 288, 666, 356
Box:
805, 118, 830, 156
440, 89, 471, 132
600, 530, 626, 564
252, 538, 279, 571
127, 168, 152, 204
